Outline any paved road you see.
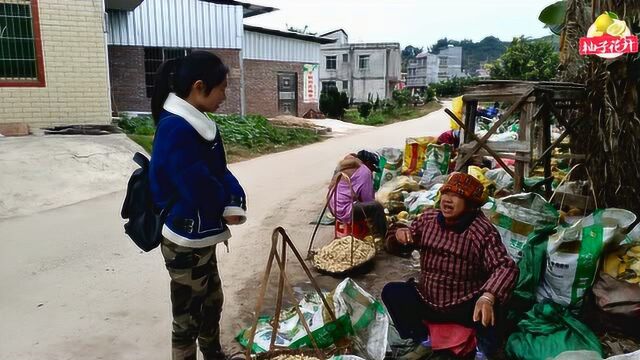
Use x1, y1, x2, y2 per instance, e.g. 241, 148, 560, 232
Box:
0, 105, 449, 359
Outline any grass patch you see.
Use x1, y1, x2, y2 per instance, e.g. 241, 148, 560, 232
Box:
345, 101, 442, 127
127, 134, 153, 154
117, 113, 321, 162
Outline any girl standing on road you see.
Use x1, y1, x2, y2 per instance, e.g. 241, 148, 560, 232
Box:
149, 51, 247, 360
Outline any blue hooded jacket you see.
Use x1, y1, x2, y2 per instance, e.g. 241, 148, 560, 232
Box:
149, 93, 246, 248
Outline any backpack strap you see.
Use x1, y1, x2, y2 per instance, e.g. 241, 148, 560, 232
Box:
133, 152, 149, 168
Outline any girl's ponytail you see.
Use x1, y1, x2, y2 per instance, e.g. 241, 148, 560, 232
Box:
151, 58, 179, 124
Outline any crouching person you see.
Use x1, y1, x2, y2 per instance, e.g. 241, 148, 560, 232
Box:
328, 150, 387, 239
382, 173, 518, 359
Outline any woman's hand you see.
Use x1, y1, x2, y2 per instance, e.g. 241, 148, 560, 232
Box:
473, 292, 495, 327
396, 228, 413, 245
224, 216, 244, 225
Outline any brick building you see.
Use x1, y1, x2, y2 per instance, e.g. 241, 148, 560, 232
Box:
0, 0, 332, 132
107, 0, 333, 118
243, 25, 333, 117
0, 0, 113, 130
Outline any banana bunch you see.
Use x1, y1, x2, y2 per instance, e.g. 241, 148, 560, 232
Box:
313, 236, 376, 273
603, 245, 640, 284
272, 355, 320, 360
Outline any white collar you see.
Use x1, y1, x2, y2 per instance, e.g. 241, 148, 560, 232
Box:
163, 93, 217, 141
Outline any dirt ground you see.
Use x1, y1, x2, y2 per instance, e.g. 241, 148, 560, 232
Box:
0, 106, 450, 359
0, 134, 142, 219
2, 102, 638, 359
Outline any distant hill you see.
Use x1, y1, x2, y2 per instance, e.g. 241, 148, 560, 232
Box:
428, 35, 560, 75
531, 34, 561, 50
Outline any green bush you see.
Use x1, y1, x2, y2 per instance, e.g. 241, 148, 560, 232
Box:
381, 99, 396, 115
430, 77, 477, 97
208, 114, 318, 150
425, 87, 436, 102
363, 112, 386, 126
392, 89, 412, 108
117, 115, 155, 135
343, 108, 363, 123
357, 102, 372, 118
320, 87, 349, 119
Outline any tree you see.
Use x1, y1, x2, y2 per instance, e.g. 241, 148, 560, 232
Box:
319, 87, 349, 119
401, 45, 423, 72
430, 38, 455, 54
489, 36, 559, 81
430, 37, 509, 74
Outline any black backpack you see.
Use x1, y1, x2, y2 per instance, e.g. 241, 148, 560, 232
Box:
121, 152, 175, 252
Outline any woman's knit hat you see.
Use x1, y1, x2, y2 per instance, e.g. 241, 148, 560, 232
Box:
440, 172, 486, 205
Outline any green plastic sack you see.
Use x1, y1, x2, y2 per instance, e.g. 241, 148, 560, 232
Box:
505, 303, 603, 360
537, 208, 637, 308
490, 193, 559, 262
237, 279, 389, 360
507, 228, 554, 322
374, 148, 403, 191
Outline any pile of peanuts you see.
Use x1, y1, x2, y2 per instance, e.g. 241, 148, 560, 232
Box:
313, 236, 375, 273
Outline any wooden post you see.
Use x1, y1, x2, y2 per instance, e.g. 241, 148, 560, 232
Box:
515, 100, 534, 192
542, 105, 553, 198
459, 99, 477, 173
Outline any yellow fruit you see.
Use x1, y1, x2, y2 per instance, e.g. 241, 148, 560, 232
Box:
606, 19, 628, 37
592, 31, 604, 37
595, 13, 615, 32
627, 276, 640, 284
618, 262, 628, 274
604, 253, 621, 277
397, 211, 409, 220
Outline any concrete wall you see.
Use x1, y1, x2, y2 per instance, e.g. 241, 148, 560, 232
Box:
0, 0, 111, 128
320, 43, 401, 102
320, 49, 351, 81
437, 46, 464, 81
407, 53, 439, 87
243, 59, 318, 118
108, 46, 241, 114
352, 79, 386, 103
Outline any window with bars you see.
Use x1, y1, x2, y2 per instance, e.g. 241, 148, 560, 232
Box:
0, 0, 44, 86
144, 47, 191, 98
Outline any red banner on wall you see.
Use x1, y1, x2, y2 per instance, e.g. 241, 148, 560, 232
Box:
579, 35, 638, 56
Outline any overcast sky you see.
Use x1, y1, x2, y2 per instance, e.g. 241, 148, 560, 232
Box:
245, 0, 555, 49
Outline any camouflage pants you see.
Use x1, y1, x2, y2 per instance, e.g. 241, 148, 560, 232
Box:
161, 238, 224, 360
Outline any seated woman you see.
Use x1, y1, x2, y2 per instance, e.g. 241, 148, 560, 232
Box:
382, 173, 518, 359
328, 150, 387, 239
